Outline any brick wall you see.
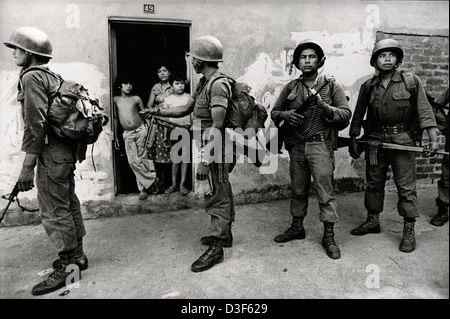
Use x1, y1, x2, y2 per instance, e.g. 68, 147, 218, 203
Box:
376, 31, 449, 185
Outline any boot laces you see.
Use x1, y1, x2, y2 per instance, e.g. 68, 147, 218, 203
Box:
48, 267, 65, 282
199, 242, 221, 261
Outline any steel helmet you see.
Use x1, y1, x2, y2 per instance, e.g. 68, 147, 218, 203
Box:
370, 38, 403, 67
292, 39, 325, 69
187, 36, 223, 62
3, 26, 52, 58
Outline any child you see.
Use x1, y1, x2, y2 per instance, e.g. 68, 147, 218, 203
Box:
162, 72, 192, 195
113, 75, 157, 199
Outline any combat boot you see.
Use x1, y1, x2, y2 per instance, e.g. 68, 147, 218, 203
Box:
274, 217, 306, 243
430, 204, 449, 227
32, 250, 81, 296
351, 212, 381, 236
399, 219, 416, 253
201, 223, 233, 248
322, 222, 341, 259
191, 239, 224, 272
52, 238, 88, 271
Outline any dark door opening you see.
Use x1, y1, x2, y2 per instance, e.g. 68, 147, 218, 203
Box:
110, 19, 191, 195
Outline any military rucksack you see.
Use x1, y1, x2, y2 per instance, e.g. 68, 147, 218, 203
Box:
205, 73, 268, 137
20, 66, 109, 146
203, 73, 268, 169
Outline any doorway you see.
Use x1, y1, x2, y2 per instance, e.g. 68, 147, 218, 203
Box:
109, 18, 191, 195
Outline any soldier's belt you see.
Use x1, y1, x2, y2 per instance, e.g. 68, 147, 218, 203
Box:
373, 123, 411, 135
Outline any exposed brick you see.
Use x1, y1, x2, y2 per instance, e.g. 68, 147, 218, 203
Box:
431, 56, 450, 64
420, 63, 439, 70
416, 173, 430, 180
426, 78, 445, 85
416, 158, 429, 165
410, 55, 431, 63
417, 166, 434, 173
430, 173, 442, 179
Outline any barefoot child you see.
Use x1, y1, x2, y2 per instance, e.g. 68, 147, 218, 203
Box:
163, 72, 192, 195
113, 75, 157, 199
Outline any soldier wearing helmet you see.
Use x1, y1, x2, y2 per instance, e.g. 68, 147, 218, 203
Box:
349, 38, 439, 253
142, 35, 235, 272
271, 39, 351, 260
4, 27, 87, 295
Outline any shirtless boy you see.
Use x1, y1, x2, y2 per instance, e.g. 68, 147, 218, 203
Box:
113, 75, 157, 199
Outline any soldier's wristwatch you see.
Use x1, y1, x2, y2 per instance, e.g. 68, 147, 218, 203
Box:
201, 158, 210, 166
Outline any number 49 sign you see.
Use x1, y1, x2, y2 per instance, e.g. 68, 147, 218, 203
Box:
143, 4, 155, 14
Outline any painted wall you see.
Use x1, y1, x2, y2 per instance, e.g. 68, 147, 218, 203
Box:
0, 0, 449, 207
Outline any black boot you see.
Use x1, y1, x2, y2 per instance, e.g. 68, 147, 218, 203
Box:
52, 238, 88, 271
32, 250, 81, 296
191, 239, 224, 272
274, 217, 306, 243
201, 223, 233, 248
322, 222, 341, 259
351, 212, 381, 236
430, 203, 449, 227
399, 219, 416, 253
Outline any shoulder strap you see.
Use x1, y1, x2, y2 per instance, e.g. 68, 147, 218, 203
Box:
401, 71, 417, 97
287, 78, 301, 93
20, 66, 63, 81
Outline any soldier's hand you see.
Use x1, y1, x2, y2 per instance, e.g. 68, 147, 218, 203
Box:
284, 109, 304, 127
17, 167, 35, 192
424, 141, 439, 158
349, 136, 360, 159
114, 139, 120, 151
196, 162, 210, 181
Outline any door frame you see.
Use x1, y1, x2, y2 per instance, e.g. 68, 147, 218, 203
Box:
108, 17, 192, 195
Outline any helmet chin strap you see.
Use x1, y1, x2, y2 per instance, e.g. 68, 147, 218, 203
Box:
23, 51, 33, 69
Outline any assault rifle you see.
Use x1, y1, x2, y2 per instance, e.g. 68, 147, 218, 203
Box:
338, 136, 449, 165
0, 184, 19, 224
266, 79, 331, 154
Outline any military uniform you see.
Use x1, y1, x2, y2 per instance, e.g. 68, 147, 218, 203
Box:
350, 70, 437, 218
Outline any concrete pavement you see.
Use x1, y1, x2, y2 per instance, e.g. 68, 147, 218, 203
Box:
0, 186, 448, 299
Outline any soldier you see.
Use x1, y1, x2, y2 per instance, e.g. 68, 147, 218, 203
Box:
430, 88, 449, 226
271, 39, 351, 259
4, 27, 87, 295
349, 39, 439, 253
141, 36, 235, 272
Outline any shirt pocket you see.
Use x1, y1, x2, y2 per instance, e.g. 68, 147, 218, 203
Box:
51, 152, 74, 164
392, 91, 411, 110
194, 97, 210, 118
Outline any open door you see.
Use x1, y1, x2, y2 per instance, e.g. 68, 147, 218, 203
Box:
109, 18, 191, 195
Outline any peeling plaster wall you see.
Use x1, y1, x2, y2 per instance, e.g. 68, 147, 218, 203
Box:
0, 0, 448, 205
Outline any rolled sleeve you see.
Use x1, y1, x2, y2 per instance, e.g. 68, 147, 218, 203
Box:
210, 79, 230, 109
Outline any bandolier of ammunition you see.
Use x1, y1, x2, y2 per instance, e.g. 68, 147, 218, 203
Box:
284, 82, 329, 147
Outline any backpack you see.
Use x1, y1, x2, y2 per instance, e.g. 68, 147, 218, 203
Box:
205, 73, 268, 137
203, 73, 268, 169
21, 66, 109, 146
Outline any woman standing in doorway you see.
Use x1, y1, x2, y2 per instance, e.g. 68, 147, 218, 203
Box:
147, 64, 174, 192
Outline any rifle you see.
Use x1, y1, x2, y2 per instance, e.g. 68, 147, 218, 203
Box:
266, 79, 331, 154
338, 136, 449, 165
0, 184, 19, 224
